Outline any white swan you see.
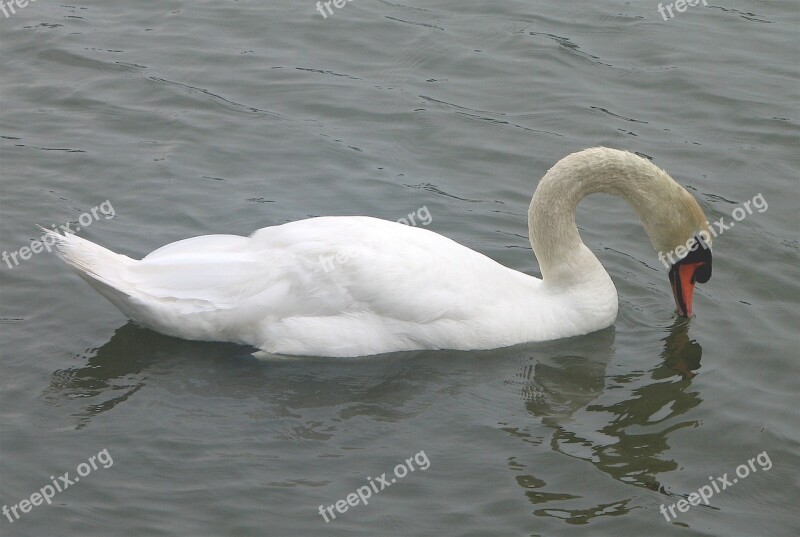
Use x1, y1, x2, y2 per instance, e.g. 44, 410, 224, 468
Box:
47, 147, 713, 357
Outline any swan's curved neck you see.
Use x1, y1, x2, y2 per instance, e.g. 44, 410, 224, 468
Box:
528, 148, 702, 285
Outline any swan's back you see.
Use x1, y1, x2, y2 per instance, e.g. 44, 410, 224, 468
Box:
50, 217, 592, 357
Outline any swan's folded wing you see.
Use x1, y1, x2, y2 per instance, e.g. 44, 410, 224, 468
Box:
124, 235, 284, 313
128, 257, 265, 305
253, 217, 524, 324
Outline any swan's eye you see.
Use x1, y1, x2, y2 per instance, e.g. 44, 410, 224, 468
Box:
681, 234, 712, 284
694, 262, 711, 284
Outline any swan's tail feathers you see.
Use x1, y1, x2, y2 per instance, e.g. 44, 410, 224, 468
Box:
41, 228, 139, 314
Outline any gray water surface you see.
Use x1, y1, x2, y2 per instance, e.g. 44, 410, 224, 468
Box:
1, 1, 798, 536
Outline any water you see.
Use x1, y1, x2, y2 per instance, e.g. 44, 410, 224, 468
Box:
1, 0, 798, 535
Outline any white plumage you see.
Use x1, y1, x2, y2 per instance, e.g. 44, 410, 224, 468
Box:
46, 147, 711, 357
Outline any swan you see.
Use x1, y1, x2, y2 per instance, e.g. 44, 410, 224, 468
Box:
46, 147, 713, 357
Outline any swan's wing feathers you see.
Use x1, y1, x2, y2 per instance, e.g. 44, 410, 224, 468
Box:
102, 217, 535, 351
259, 217, 510, 324
144, 234, 251, 260
125, 235, 286, 311
126, 255, 272, 307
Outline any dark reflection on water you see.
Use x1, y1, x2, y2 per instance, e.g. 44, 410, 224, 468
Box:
657, 318, 703, 380
41, 323, 451, 430
42, 324, 228, 429
41, 316, 717, 527
505, 320, 705, 524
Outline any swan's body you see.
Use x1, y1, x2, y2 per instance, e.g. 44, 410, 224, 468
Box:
48, 148, 712, 357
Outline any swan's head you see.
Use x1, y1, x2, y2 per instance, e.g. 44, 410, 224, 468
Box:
530, 147, 714, 317
653, 188, 713, 318
666, 233, 712, 317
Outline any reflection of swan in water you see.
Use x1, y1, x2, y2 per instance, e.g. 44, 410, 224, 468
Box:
42, 324, 241, 429
42, 317, 705, 527
656, 317, 703, 380
41, 323, 471, 430
504, 319, 705, 524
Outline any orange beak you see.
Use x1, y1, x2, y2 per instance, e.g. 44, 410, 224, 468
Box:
669, 262, 703, 317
